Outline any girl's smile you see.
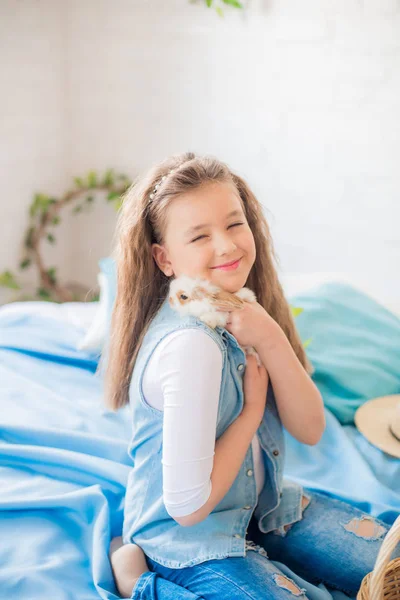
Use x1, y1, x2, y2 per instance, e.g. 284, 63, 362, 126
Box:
210, 257, 242, 271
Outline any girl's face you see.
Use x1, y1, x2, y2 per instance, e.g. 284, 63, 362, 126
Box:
151, 182, 256, 293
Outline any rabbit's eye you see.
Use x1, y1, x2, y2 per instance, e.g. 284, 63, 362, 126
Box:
180, 294, 188, 300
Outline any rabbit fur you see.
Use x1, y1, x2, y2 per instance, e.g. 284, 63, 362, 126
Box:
168, 274, 262, 366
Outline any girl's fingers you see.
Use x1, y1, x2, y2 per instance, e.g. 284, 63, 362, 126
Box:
246, 355, 257, 367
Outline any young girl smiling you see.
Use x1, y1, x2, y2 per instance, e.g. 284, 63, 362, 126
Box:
106, 152, 398, 600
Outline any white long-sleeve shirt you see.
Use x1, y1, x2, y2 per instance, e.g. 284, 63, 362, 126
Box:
142, 328, 265, 518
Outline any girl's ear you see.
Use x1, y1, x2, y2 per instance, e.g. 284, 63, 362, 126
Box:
151, 243, 174, 277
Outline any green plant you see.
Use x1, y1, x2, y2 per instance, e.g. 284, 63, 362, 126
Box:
190, 0, 244, 17
0, 169, 131, 304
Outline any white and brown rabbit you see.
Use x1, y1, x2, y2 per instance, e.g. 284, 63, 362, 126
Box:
168, 274, 262, 366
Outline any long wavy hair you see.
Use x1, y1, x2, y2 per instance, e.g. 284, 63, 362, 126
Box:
101, 152, 313, 411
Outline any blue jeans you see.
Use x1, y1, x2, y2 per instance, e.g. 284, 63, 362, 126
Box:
129, 489, 400, 600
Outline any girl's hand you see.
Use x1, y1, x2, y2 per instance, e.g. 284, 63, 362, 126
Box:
243, 354, 269, 421
217, 301, 273, 350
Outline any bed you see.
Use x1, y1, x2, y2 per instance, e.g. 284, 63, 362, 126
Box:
1, 273, 399, 600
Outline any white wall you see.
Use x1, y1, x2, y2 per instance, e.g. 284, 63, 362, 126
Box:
1, 0, 399, 305
0, 1, 76, 304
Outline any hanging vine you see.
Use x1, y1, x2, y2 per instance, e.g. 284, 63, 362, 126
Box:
0, 169, 131, 303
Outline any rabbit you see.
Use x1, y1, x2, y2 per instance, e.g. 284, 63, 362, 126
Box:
168, 274, 262, 367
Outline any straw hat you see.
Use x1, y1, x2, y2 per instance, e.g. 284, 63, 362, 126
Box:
354, 394, 400, 458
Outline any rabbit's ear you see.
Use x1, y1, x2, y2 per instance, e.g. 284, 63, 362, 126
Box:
208, 290, 245, 311
192, 286, 210, 301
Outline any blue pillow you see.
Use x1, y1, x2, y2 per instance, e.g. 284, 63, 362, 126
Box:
290, 282, 400, 425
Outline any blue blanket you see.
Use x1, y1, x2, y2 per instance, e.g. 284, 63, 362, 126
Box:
0, 297, 399, 600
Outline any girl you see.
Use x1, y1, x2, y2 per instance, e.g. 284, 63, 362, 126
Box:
105, 152, 398, 600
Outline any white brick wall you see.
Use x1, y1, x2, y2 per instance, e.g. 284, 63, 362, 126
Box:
0, 1, 74, 303
1, 0, 399, 306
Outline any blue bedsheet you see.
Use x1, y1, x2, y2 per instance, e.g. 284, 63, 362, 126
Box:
0, 302, 399, 600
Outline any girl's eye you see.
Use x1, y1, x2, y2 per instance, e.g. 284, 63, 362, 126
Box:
191, 223, 243, 243
229, 222, 244, 229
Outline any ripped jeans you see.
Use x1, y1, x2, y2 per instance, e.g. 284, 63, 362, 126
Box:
128, 489, 400, 600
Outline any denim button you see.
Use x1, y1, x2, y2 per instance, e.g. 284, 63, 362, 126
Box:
244, 505, 251, 510
246, 469, 253, 476
273, 450, 279, 456
237, 363, 244, 371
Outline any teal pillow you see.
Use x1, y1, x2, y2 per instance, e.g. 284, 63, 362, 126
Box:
290, 282, 400, 425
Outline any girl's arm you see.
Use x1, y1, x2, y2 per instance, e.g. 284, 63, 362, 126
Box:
159, 329, 222, 520
255, 319, 325, 446
217, 300, 325, 446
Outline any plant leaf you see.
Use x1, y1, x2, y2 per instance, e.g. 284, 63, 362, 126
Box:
222, 0, 243, 7
303, 338, 312, 349
103, 169, 115, 186
87, 171, 97, 188
19, 258, 32, 270
107, 191, 120, 201
74, 177, 84, 188
46, 267, 57, 285
37, 287, 52, 300
0, 270, 21, 290
30, 193, 51, 218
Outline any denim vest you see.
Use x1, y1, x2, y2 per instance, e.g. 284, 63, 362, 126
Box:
122, 296, 304, 569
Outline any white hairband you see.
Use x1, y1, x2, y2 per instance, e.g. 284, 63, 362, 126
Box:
149, 168, 176, 201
